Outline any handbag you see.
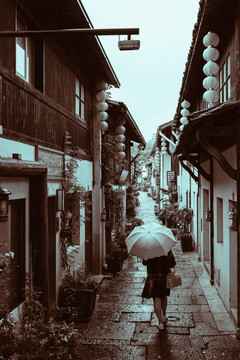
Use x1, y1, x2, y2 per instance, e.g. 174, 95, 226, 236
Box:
166, 272, 182, 289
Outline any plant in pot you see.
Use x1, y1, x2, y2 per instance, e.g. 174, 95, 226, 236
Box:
177, 207, 194, 252
58, 265, 99, 322
106, 245, 124, 274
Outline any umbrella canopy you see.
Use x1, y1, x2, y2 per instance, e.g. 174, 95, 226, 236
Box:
125, 222, 176, 261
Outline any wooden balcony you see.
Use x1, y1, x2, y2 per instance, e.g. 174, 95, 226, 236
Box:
0, 70, 92, 158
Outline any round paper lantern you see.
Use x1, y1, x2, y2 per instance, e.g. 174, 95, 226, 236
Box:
96, 101, 108, 111
203, 47, 219, 62
161, 140, 167, 146
180, 116, 188, 125
203, 76, 219, 90
96, 111, 108, 121
203, 61, 219, 76
203, 32, 220, 48
181, 100, 190, 109
203, 89, 219, 103
96, 90, 107, 102
180, 108, 190, 117
116, 143, 126, 151
116, 125, 126, 134
96, 81, 108, 91
179, 125, 185, 131
115, 134, 126, 143
162, 150, 167, 155
161, 146, 167, 151
100, 121, 108, 131
116, 151, 126, 160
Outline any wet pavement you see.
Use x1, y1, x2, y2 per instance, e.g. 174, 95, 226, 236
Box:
76, 191, 240, 359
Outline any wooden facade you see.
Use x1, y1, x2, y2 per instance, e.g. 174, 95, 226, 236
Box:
171, 0, 240, 335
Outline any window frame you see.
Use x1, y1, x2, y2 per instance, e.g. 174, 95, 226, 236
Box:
219, 54, 231, 103
75, 78, 86, 121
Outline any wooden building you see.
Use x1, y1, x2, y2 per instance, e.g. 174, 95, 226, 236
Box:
172, 0, 240, 335
0, 0, 123, 315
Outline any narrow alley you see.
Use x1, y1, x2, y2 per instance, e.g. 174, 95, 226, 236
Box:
76, 191, 240, 359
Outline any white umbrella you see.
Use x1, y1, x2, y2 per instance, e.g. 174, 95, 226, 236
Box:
125, 222, 176, 261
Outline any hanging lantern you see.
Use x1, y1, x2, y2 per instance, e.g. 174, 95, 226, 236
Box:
115, 134, 126, 143
116, 125, 126, 134
96, 111, 108, 121
0, 187, 11, 222
180, 108, 190, 117
203, 32, 220, 47
203, 47, 219, 62
202, 32, 220, 107
179, 124, 185, 132
116, 143, 126, 151
162, 150, 168, 155
181, 100, 190, 109
96, 81, 108, 91
100, 121, 108, 131
96, 90, 107, 102
203, 61, 219, 76
161, 146, 167, 151
96, 101, 108, 112
116, 151, 126, 160
180, 116, 188, 125
203, 76, 219, 90
203, 89, 219, 103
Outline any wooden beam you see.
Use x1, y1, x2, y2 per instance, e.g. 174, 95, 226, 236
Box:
179, 157, 198, 183
196, 130, 237, 181
183, 152, 211, 182
201, 126, 236, 137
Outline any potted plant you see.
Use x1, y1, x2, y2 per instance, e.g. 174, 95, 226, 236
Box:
106, 246, 124, 274
177, 207, 194, 252
58, 266, 99, 320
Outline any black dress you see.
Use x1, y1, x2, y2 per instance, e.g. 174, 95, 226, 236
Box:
141, 251, 176, 299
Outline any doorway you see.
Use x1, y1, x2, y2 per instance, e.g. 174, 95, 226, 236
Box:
48, 196, 56, 312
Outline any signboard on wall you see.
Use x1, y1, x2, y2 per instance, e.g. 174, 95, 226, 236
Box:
167, 171, 176, 186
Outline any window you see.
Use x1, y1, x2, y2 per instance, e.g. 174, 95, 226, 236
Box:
219, 54, 231, 103
75, 79, 86, 120
16, 8, 44, 91
16, 12, 34, 83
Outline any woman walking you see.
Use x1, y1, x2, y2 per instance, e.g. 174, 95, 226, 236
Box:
141, 250, 176, 330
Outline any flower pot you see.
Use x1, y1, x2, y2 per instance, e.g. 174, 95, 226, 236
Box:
59, 288, 96, 317
180, 233, 194, 252
106, 258, 123, 273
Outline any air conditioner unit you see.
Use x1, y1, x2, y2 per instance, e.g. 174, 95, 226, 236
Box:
118, 39, 140, 51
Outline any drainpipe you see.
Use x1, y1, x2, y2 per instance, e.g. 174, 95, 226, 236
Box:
210, 156, 214, 285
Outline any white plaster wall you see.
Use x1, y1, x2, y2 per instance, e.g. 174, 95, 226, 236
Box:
0, 138, 35, 161
213, 145, 236, 309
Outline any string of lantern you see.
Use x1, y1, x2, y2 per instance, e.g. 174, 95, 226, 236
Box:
115, 125, 126, 160
95, 81, 109, 131
161, 137, 168, 155
179, 99, 190, 132
202, 32, 220, 107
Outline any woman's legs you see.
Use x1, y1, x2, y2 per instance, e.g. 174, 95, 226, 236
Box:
161, 296, 167, 317
153, 297, 162, 324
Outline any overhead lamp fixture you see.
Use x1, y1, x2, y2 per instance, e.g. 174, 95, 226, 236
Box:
118, 35, 140, 51
0, 187, 11, 222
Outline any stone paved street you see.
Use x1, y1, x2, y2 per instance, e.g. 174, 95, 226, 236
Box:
76, 191, 240, 359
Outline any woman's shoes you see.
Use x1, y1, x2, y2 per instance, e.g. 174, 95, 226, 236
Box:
157, 323, 164, 330
162, 316, 168, 323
